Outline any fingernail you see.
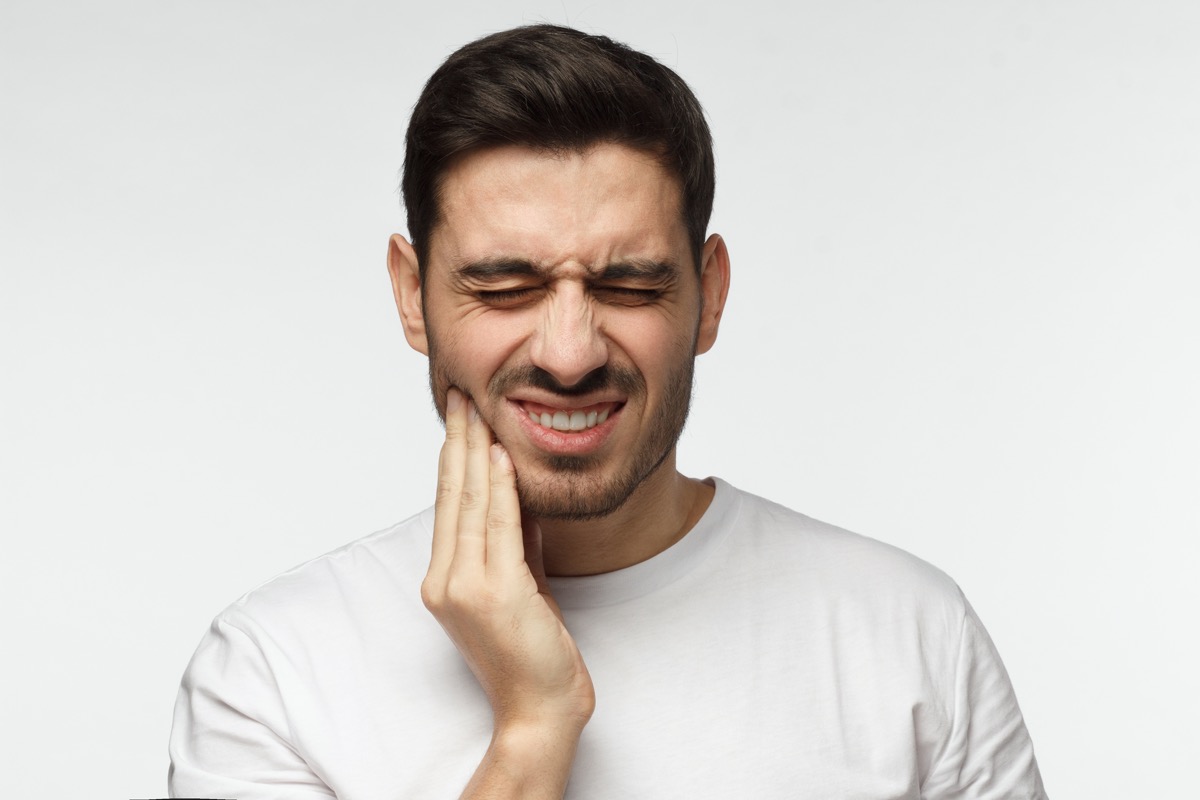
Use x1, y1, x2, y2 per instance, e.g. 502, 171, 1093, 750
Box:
446, 387, 462, 413
469, 400, 480, 422
490, 443, 507, 464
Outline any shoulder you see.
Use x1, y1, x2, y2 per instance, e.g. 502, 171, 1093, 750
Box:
176, 507, 446, 726
214, 507, 435, 638
719, 480, 968, 622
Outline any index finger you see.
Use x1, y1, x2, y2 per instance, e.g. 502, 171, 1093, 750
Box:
429, 386, 466, 579
447, 394, 491, 573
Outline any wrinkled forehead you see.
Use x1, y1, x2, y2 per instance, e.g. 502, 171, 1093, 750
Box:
427, 143, 690, 273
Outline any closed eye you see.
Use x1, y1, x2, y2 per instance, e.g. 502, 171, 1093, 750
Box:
476, 287, 539, 306
594, 287, 663, 305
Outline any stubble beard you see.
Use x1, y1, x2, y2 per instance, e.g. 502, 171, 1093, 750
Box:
427, 342, 696, 522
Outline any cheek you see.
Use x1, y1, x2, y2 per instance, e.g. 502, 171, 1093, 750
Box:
609, 315, 696, 381
433, 311, 529, 385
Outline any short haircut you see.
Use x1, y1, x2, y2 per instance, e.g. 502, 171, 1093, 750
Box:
402, 24, 715, 273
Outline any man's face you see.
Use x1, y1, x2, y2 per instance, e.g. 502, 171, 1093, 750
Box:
396, 143, 723, 520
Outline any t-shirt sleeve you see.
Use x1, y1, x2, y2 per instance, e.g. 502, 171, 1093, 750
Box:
921, 596, 1048, 799
168, 614, 335, 800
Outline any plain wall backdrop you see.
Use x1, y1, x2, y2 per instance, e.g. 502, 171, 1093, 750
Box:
2, 0, 1197, 796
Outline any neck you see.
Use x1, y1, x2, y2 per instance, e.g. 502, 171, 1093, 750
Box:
536, 454, 714, 577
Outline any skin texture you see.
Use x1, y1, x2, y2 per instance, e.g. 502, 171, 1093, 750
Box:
387, 143, 731, 797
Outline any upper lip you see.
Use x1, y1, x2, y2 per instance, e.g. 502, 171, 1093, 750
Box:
507, 390, 626, 411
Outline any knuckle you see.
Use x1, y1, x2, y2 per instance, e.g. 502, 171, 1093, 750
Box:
420, 579, 444, 611
442, 575, 464, 599
485, 513, 510, 536
459, 487, 486, 511
442, 576, 473, 608
435, 478, 460, 504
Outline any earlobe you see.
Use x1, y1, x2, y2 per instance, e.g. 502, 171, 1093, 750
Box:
387, 234, 429, 355
695, 234, 731, 355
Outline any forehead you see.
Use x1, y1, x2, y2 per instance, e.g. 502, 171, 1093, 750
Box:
428, 143, 689, 273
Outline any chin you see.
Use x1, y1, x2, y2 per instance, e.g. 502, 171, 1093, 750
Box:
513, 443, 674, 522
513, 463, 631, 521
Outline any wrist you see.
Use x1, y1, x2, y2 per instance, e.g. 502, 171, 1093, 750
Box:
490, 678, 596, 736
492, 705, 591, 755
464, 718, 586, 798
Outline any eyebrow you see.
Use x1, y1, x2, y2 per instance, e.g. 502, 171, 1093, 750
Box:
453, 259, 540, 281
595, 259, 680, 282
453, 257, 680, 282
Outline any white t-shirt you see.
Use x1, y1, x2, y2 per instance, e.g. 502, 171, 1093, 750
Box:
169, 479, 1046, 799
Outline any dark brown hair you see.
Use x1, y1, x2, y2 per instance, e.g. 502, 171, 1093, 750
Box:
402, 24, 715, 272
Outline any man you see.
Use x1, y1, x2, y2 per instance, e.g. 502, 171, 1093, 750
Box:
169, 24, 1046, 799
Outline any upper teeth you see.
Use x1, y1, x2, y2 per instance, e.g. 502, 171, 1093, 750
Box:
529, 408, 610, 432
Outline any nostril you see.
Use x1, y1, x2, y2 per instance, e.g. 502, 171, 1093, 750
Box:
528, 330, 609, 388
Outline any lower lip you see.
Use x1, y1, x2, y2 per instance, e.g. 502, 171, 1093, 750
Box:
507, 400, 623, 455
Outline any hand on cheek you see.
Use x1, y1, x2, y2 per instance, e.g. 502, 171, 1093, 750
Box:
421, 386, 595, 736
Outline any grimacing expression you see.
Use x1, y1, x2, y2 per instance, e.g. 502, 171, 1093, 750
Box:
430, 336, 697, 521
396, 143, 725, 520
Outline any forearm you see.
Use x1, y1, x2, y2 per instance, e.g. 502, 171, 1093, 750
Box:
460, 719, 587, 800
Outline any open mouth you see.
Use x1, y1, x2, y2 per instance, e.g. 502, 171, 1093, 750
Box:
519, 400, 623, 432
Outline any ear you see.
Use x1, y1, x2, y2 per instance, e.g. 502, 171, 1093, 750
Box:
387, 234, 429, 355
695, 233, 731, 355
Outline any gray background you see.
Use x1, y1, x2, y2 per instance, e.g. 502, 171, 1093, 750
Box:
2, 0, 1197, 796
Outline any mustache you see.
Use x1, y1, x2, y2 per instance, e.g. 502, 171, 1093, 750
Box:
489, 364, 643, 398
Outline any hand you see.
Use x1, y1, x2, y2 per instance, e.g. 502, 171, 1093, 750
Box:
422, 388, 594, 795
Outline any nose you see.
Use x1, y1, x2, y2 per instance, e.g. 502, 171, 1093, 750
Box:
528, 282, 608, 387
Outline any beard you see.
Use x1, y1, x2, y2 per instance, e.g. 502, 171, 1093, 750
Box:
427, 341, 696, 521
